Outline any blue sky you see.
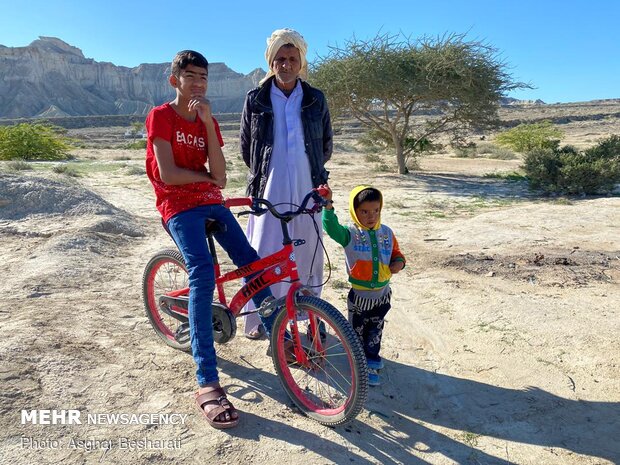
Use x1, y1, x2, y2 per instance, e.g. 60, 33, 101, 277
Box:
1, 0, 618, 103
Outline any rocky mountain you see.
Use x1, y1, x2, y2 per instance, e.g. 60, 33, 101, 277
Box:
500, 97, 546, 106
0, 37, 265, 118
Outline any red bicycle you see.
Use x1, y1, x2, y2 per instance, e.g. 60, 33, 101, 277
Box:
142, 189, 368, 426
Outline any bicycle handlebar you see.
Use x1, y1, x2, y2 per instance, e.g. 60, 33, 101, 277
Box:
223, 188, 329, 221
223, 197, 253, 208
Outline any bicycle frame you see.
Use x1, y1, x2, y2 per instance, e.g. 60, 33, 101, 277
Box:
144, 188, 370, 424
162, 193, 327, 365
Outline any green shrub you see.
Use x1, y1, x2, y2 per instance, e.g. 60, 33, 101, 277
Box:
584, 134, 620, 161
52, 164, 80, 177
124, 166, 146, 176
0, 123, 72, 160
453, 141, 517, 159
454, 145, 477, 158
364, 152, 382, 163
476, 142, 518, 160
523, 136, 620, 194
125, 139, 147, 150
496, 121, 563, 153
358, 130, 387, 153
331, 279, 349, 289
522, 149, 562, 191
359, 129, 438, 165
6, 160, 33, 171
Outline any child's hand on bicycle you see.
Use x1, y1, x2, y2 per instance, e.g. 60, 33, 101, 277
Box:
317, 184, 334, 210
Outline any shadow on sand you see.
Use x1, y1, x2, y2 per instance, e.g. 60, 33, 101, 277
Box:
210, 173, 617, 463
217, 354, 618, 464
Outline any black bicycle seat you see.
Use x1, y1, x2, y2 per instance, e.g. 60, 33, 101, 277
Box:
160, 218, 227, 238
205, 220, 227, 235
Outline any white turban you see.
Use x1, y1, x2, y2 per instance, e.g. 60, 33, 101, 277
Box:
259, 28, 308, 85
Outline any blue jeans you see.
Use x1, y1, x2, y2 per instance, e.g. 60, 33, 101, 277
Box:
167, 204, 273, 386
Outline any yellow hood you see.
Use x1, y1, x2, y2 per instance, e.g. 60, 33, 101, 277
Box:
349, 185, 383, 231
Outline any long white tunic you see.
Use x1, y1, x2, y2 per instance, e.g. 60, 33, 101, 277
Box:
243, 80, 324, 333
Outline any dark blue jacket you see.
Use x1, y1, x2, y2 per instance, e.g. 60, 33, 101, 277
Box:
240, 76, 333, 198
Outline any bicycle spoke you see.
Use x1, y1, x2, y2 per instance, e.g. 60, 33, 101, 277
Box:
270, 296, 368, 425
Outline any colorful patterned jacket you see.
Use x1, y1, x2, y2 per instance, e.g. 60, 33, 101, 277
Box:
323, 185, 406, 290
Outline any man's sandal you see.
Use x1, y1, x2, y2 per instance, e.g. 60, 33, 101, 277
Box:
244, 324, 266, 340
195, 386, 239, 429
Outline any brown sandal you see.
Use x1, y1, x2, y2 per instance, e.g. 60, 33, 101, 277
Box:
283, 340, 298, 364
195, 386, 239, 429
245, 324, 266, 340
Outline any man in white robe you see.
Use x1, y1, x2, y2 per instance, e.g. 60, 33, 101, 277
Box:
240, 29, 333, 338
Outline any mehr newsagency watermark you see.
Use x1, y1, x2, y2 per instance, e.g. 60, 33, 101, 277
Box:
20, 409, 186, 451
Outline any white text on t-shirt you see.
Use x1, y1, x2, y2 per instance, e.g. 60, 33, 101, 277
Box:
176, 131, 205, 149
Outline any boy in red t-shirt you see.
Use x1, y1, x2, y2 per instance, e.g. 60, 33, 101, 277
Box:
145, 50, 272, 429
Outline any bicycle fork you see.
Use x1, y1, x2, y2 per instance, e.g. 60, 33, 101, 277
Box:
273, 283, 325, 367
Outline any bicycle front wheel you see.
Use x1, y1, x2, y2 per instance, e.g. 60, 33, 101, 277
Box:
270, 296, 368, 426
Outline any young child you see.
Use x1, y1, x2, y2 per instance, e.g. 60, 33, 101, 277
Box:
320, 184, 406, 386
145, 50, 274, 429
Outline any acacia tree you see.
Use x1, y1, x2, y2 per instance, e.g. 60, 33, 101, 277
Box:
311, 33, 526, 174
495, 121, 563, 153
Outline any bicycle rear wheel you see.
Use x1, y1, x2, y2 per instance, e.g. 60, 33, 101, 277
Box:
142, 249, 191, 352
270, 296, 368, 426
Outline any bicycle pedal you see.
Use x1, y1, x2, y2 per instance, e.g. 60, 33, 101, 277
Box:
175, 323, 190, 344
258, 296, 283, 318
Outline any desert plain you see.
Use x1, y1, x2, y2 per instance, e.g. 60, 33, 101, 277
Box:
0, 101, 619, 465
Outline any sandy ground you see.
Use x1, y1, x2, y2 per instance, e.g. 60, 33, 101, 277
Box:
0, 114, 619, 465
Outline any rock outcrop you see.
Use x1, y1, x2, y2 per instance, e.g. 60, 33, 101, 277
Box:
0, 37, 265, 118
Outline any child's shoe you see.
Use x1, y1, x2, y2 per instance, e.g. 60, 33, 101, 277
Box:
367, 358, 384, 370
306, 319, 327, 344
368, 368, 382, 386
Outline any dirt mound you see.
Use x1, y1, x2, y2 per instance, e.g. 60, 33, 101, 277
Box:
0, 173, 119, 220
0, 173, 144, 237
443, 249, 620, 287
0, 173, 145, 293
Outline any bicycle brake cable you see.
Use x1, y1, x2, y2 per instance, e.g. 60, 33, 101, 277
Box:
268, 200, 332, 288
304, 210, 332, 289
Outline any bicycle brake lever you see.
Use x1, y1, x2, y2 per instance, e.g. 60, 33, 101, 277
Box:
237, 207, 268, 218
252, 208, 269, 217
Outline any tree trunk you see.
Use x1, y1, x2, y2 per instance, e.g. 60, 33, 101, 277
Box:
393, 136, 408, 174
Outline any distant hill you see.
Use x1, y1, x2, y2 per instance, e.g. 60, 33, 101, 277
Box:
500, 97, 546, 105
0, 37, 266, 118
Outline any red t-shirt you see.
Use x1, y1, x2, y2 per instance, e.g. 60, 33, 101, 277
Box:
145, 103, 225, 223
